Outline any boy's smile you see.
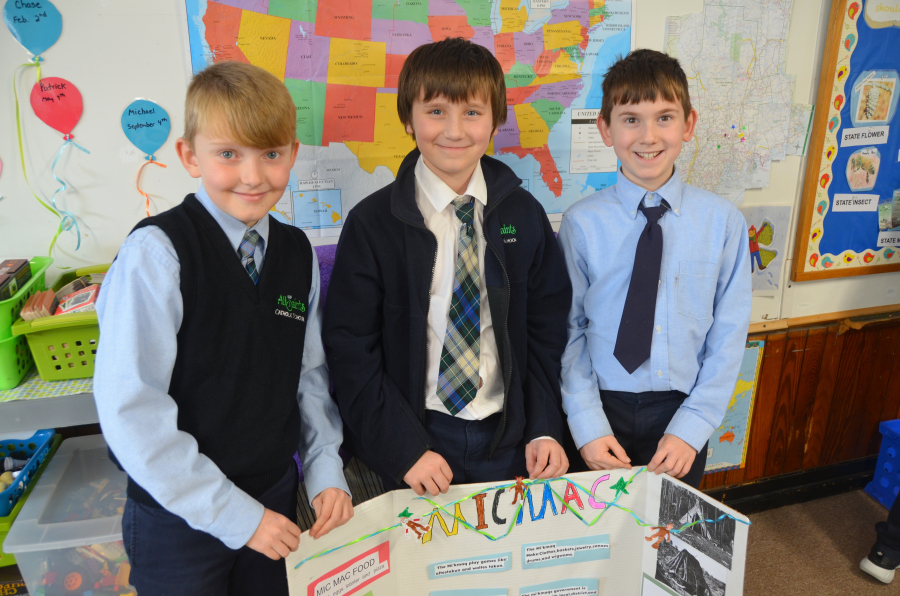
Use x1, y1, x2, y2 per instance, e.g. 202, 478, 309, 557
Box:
598, 98, 698, 192
406, 93, 496, 195
176, 132, 299, 227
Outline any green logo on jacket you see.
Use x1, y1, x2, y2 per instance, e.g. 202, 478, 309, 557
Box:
277, 294, 306, 313
501, 224, 516, 235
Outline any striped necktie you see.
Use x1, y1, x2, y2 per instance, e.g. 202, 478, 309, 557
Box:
238, 229, 261, 285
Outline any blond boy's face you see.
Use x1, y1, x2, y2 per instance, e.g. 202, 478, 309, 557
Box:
176, 130, 299, 227
598, 98, 698, 192
406, 93, 496, 195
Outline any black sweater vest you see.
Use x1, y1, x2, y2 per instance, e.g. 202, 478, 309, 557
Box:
124, 194, 312, 506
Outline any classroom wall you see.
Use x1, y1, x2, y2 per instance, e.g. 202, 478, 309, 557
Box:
1, 0, 897, 318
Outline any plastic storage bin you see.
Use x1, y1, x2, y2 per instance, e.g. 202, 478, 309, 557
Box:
0, 434, 62, 567
0, 333, 34, 390
11, 264, 108, 383
0, 429, 56, 517
865, 419, 900, 509
0, 257, 52, 342
3, 435, 135, 596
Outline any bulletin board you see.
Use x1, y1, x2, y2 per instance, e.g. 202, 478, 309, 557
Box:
792, 0, 900, 281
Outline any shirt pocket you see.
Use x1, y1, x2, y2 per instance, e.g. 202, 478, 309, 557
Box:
676, 261, 718, 320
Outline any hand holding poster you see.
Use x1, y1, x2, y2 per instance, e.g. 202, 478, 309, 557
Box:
287, 469, 750, 596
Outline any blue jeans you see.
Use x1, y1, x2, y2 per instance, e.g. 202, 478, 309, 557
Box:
383, 411, 527, 490
122, 464, 297, 596
876, 496, 900, 560
600, 389, 708, 489
751, 250, 762, 272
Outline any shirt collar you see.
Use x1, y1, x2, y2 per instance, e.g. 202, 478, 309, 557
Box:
195, 184, 270, 254
615, 166, 685, 219
414, 155, 488, 212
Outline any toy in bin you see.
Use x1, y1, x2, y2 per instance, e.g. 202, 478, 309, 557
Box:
0, 260, 32, 301
0, 430, 56, 518
38, 543, 134, 595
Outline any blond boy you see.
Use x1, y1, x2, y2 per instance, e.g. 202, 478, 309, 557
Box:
94, 62, 352, 595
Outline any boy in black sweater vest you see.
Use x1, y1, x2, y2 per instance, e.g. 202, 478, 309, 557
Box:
94, 62, 352, 596
323, 38, 573, 497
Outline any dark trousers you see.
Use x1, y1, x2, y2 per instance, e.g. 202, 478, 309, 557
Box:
383, 410, 527, 490
123, 464, 298, 596
601, 389, 709, 489
876, 495, 900, 560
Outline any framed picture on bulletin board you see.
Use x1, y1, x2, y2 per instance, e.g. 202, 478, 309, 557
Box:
792, 0, 900, 281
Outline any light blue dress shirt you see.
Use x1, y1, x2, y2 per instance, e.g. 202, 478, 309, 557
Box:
558, 167, 751, 453
94, 186, 349, 550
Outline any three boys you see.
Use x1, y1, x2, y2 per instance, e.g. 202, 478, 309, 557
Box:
95, 38, 749, 593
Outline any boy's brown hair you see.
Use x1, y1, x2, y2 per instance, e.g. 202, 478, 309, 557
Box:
184, 61, 296, 148
397, 37, 507, 136
600, 49, 693, 124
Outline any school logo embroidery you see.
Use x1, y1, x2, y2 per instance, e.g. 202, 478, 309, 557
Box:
501, 224, 517, 243
275, 294, 306, 321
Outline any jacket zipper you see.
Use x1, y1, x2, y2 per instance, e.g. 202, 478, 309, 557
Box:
483, 187, 517, 457
393, 212, 437, 422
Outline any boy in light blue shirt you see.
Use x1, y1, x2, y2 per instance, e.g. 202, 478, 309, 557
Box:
558, 49, 751, 488
94, 62, 352, 595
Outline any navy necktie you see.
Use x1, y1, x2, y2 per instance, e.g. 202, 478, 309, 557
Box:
613, 197, 670, 374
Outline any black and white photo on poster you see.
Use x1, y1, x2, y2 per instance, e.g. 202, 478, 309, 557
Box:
658, 478, 735, 569
655, 534, 727, 596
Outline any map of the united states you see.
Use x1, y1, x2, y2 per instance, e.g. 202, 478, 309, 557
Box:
185, 0, 633, 230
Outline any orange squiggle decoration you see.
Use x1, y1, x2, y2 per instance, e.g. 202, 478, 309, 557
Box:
136, 158, 167, 217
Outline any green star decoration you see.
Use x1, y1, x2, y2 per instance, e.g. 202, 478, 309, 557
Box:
398, 507, 414, 519
610, 477, 629, 497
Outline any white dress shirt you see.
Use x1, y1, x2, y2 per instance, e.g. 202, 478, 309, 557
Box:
415, 156, 505, 420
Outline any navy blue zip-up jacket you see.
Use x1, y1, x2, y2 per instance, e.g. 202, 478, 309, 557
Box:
323, 148, 572, 485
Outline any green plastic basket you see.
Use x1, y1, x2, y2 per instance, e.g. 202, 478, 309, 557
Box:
0, 333, 35, 390
10, 264, 109, 383
0, 256, 52, 343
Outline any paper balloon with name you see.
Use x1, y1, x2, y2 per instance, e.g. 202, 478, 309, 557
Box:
121, 99, 170, 158
30, 76, 82, 137
3, 0, 63, 57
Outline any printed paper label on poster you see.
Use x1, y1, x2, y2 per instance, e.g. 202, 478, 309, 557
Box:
308, 542, 390, 596
832, 194, 879, 211
840, 125, 890, 146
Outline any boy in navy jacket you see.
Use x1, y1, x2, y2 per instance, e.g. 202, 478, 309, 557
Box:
94, 62, 352, 595
323, 38, 572, 496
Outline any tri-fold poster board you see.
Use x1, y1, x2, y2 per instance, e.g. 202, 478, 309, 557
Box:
287, 469, 749, 596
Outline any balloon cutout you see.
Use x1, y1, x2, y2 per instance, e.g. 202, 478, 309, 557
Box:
30, 76, 89, 252
122, 99, 170, 216
3, 0, 62, 57
122, 99, 170, 157
30, 76, 81, 137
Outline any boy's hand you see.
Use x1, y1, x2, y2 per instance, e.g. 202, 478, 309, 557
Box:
403, 451, 453, 496
579, 436, 631, 471
310, 487, 354, 539
647, 434, 696, 479
526, 438, 569, 479
246, 508, 301, 560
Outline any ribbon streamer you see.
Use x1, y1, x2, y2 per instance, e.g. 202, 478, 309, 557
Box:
12, 57, 69, 257
294, 468, 751, 569
136, 156, 167, 217
49, 135, 90, 252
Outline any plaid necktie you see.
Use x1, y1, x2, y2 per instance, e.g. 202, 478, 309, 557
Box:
437, 197, 481, 415
238, 229, 261, 285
